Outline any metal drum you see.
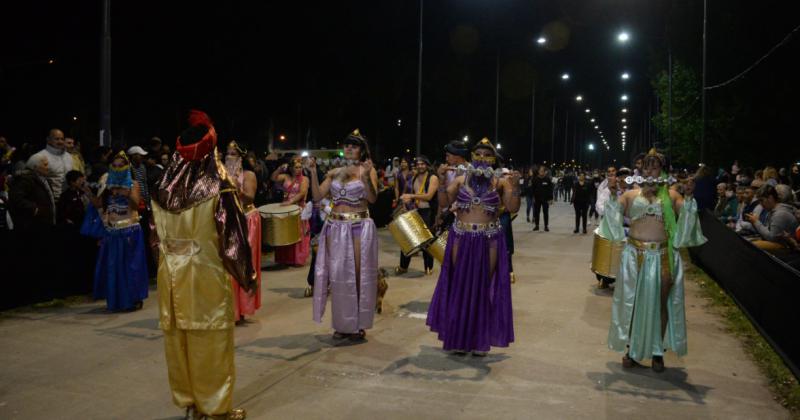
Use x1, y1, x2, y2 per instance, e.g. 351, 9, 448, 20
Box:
258, 203, 302, 246
590, 232, 625, 278
388, 209, 435, 257
427, 230, 449, 264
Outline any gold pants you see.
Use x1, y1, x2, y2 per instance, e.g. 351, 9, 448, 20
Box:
163, 327, 235, 416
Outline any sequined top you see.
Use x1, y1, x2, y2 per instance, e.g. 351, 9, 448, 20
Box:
283, 175, 306, 208
454, 184, 500, 216
331, 179, 366, 207
629, 191, 664, 222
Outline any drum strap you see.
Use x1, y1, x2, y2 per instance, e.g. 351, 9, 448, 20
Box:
415, 173, 431, 207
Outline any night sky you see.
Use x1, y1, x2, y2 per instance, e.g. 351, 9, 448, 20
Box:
2, 1, 799, 167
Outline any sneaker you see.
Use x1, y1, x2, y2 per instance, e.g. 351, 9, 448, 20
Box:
532, 225, 539, 231
544, 227, 549, 232
573, 229, 578, 234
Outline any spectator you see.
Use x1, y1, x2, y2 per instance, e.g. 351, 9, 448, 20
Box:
762, 166, 779, 186
731, 160, 740, 177
30, 128, 73, 200
148, 137, 163, 156
64, 137, 85, 174
57, 170, 89, 226
532, 165, 553, 232
746, 184, 799, 250
8, 154, 56, 230
523, 167, 536, 222
735, 181, 760, 235
571, 172, 591, 234
714, 182, 738, 223
791, 164, 799, 194
145, 153, 164, 195
692, 165, 716, 211
126, 146, 150, 205
160, 152, 170, 168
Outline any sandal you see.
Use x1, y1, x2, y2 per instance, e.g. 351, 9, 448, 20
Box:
303, 286, 313, 298
622, 354, 643, 368
651, 356, 665, 373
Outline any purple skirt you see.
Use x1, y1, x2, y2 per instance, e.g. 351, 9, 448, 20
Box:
426, 224, 514, 352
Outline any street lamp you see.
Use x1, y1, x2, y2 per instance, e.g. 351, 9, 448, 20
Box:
496, 143, 502, 150
590, 118, 595, 123
463, 135, 469, 143
537, 36, 547, 45
617, 31, 630, 43
621, 72, 630, 80
279, 134, 286, 141
72, 116, 78, 121
575, 95, 583, 102
594, 125, 599, 129
588, 143, 595, 151
561, 73, 570, 80
397, 119, 402, 127
621, 118, 627, 123
585, 108, 590, 113
622, 108, 627, 113
621, 94, 629, 101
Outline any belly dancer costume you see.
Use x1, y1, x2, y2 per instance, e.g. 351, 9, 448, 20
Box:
426, 170, 514, 352
225, 144, 262, 321
313, 178, 378, 334
275, 174, 310, 266
92, 152, 149, 312
152, 111, 254, 419
598, 182, 706, 362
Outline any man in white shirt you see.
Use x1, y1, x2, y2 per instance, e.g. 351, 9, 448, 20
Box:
30, 129, 73, 200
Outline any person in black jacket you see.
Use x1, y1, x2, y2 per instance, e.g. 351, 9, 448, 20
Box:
571, 172, 592, 234
524, 167, 536, 222
9, 155, 56, 230
532, 165, 553, 231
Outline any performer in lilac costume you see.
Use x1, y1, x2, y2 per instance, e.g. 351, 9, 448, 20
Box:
309, 129, 379, 340
427, 138, 522, 355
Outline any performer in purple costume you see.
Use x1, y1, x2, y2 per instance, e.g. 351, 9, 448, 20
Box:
427, 138, 522, 355
309, 129, 379, 341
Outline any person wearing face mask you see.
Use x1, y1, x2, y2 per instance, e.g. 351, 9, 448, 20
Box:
427, 138, 521, 356
271, 155, 311, 267
600, 148, 706, 373
226, 141, 262, 325
87, 151, 149, 312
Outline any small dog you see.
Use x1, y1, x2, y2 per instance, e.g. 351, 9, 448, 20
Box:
376, 268, 389, 314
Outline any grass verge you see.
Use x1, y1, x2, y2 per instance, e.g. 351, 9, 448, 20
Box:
684, 253, 800, 417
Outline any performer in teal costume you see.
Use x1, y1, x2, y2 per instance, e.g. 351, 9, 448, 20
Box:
598, 148, 706, 372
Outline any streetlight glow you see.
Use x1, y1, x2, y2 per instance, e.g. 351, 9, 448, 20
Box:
397, 119, 402, 127
72, 116, 78, 121
575, 95, 583, 102
621, 72, 630, 80
621, 118, 627, 123
588, 143, 595, 151
621, 94, 629, 101
617, 31, 630, 43
279, 134, 286, 141
622, 108, 628, 113
496, 143, 502, 150
463, 135, 469, 143
561, 73, 570, 80
594, 125, 599, 129
585, 108, 590, 113
590, 118, 595, 122
537, 36, 547, 45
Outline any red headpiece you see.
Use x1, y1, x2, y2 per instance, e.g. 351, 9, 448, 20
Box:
176, 110, 218, 161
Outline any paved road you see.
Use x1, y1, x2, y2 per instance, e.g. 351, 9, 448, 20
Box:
0, 202, 788, 419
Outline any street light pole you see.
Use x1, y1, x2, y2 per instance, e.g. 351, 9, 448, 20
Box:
415, 0, 424, 157
700, 0, 708, 163
100, 0, 112, 147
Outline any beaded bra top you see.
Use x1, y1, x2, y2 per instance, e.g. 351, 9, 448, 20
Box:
331, 179, 366, 207
455, 184, 500, 216
629, 191, 664, 222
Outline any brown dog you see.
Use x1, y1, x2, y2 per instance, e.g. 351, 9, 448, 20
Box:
376, 268, 389, 314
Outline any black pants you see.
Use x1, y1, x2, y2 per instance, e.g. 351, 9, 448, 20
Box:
589, 204, 599, 220
399, 207, 434, 271
525, 195, 534, 220
533, 200, 549, 228
574, 203, 588, 232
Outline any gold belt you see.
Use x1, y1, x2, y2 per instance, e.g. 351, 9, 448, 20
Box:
454, 219, 500, 232
244, 204, 257, 214
628, 237, 668, 251
329, 210, 370, 221
108, 218, 138, 230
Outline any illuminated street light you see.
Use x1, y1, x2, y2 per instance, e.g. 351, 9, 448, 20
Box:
537, 36, 547, 45
623, 125, 628, 129
617, 31, 630, 43
575, 95, 583, 102
621, 94, 629, 101
594, 125, 599, 129
72, 116, 78, 121
621, 118, 627, 123
496, 143, 502, 150
397, 119, 402, 127
622, 108, 628, 113
621, 72, 630, 80
561, 73, 570, 80
585, 109, 591, 113
463, 135, 469, 142
590, 118, 595, 123
588, 143, 595, 151
279, 134, 287, 141
48, 59, 55, 64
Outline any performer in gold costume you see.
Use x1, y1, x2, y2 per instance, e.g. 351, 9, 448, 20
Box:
152, 110, 255, 419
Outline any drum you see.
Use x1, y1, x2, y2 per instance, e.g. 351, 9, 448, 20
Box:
590, 232, 625, 278
388, 209, 435, 257
427, 231, 449, 264
258, 203, 302, 246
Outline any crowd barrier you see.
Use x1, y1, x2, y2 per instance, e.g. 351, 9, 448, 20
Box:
689, 210, 800, 379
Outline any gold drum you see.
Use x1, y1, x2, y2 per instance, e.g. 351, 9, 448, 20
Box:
388, 209, 434, 257
258, 203, 302, 246
591, 232, 625, 278
427, 231, 449, 264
